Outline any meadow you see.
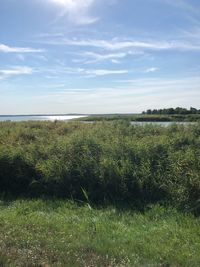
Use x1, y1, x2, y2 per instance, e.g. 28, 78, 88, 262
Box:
0, 120, 200, 266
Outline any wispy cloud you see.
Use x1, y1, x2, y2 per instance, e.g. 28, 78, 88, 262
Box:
65, 67, 129, 77
0, 66, 33, 79
37, 66, 129, 77
115, 76, 200, 90
85, 69, 128, 77
0, 44, 43, 53
42, 38, 200, 51
181, 26, 200, 41
73, 51, 132, 64
47, 0, 98, 25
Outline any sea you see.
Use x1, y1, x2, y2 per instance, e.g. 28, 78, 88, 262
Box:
0, 115, 87, 122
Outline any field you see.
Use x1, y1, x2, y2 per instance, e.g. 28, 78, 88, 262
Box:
0, 121, 200, 266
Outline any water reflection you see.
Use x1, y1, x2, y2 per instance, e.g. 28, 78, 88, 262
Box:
0, 115, 86, 122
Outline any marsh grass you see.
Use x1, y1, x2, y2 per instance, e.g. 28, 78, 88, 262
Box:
0, 199, 200, 267
0, 121, 199, 214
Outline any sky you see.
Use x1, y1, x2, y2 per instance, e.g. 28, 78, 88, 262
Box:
0, 0, 200, 114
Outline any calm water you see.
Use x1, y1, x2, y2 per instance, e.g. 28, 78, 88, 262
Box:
0, 115, 86, 122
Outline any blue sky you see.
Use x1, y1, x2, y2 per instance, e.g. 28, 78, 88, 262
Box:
0, 0, 200, 114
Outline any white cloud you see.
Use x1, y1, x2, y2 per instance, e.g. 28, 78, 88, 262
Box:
0, 66, 33, 79
36, 66, 129, 77
111, 59, 120, 64
47, 0, 98, 25
73, 51, 129, 63
85, 69, 128, 76
0, 44, 43, 53
144, 67, 159, 73
86, 51, 127, 61
65, 67, 128, 77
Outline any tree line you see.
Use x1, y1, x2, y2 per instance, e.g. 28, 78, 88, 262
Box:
142, 107, 200, 115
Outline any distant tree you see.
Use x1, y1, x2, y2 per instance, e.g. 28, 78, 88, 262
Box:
146, 109, 152, 114
142, 107, 200, 115
190, 107, 197, 114
168, 108, 175, 114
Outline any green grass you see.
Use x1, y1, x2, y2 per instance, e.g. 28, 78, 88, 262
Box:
0, 199, 200, 267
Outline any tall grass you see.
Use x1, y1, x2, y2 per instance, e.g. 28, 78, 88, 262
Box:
0, 121, 200, 214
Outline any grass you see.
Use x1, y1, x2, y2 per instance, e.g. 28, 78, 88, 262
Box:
0, 199, 200, 267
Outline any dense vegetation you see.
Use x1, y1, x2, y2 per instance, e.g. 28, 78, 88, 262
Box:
142, 107, 200, 115
0, 121, 199, 214
0, 121, 200, 266
79, 113, 200, 122
0, 200, 200, 267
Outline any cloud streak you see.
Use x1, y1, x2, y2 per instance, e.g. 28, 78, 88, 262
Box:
0, 66, 33, 79
36, 66, 129, 77
65, 67, 129, 77
0, 44, 43, 53
72, 50, 143, 64
41, 38, 200, 51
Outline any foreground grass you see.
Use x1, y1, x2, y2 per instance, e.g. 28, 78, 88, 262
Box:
0, 199, 200, 267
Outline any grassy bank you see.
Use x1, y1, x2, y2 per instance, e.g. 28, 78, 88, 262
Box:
0, 199, 200, 267
0, 121, 200, 214
79, 114, 200, 122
